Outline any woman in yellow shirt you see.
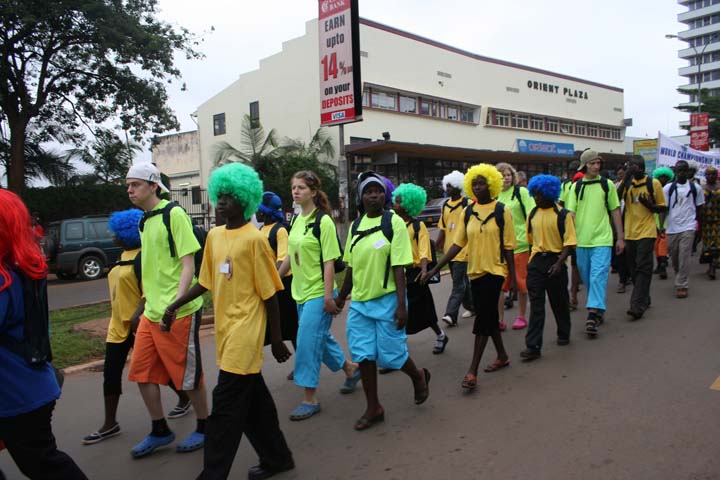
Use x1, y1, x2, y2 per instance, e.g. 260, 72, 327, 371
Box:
422, 164, 517, 391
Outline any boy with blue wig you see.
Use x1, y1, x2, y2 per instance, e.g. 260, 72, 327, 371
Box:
521, 175, 577, 361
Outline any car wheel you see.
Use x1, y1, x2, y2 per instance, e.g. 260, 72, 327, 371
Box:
78, 255, 104, 281
56, 272, 76, 281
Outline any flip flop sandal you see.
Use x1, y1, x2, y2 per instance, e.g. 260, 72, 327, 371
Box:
483, 359, 510, 373
461, 374, 477, 390
414, 368, 431, 405
289, 402, 321, 421
82, 424, 121, 445
340, 368, 362, 394
176, 431, 205, 453
354, 412, 385, 431
130, 432, 176, 459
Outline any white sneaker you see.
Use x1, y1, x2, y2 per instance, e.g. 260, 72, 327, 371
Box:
461, 310, 474, 318
441, 315, 454, 326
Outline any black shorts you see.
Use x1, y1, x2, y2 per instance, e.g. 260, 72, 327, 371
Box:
470, 274, 505, 336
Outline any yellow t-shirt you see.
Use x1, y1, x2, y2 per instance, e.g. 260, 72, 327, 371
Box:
439, 197, 469, 262
260, 222, 291, 277
527, 208, 577, 261
198, 224, 283, 375
622, 176, 666, 240
452, 201, 516, 280
406, 220, 432, 267
343, 212, 413, 302
106, 248, 142, 343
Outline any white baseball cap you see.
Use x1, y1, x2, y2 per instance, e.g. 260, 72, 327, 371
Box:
126, 162, 170, 193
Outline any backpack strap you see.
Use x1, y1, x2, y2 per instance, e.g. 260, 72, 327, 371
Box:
139, 201, 181, 257
349, 211, 395, 289
411, 219, 421, 244
555, 205, 568, 240
512, 185, 527, 219
445, 197, 468, 213
494, 202, 506, 263
267, 222, 286, 255
527, 206, 539, 236
575, 179, 611, 214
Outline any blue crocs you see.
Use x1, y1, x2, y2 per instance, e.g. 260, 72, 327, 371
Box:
339, 368, 362, 394
176, 431, 205, 453
130, 432, 176, 459
289, 402, 321, 421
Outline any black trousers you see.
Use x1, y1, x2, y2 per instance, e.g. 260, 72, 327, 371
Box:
625, 238, 655, 313
0, 401, 87, 480
525, 254, 571, 351
197, 371, 293, 480
103, 335, 135, 395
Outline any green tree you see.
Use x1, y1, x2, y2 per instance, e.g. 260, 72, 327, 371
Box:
64, 129, 141, 184
212, 115, 279, 179
676, 88, 720, 147
0, 0, 202, 193
0, 130, 77, 186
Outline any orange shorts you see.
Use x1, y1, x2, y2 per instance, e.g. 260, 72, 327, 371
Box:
502, 251, 529, 294
128, 312, 203, 390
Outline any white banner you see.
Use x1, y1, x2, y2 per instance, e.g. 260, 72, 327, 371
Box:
657, 132, 720, 176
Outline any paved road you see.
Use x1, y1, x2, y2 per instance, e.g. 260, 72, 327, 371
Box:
47, 274, 110, 310
5, 262, 719, 479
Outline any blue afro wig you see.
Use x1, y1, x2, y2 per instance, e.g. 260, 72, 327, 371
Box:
208, 163, 264, 220
392, 183, 427, 218
527, 174, 561, 203
108, 209, 143, 248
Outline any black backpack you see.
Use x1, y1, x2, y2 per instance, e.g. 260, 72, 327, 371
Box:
667, 180, 698, 208
463, 202, 507, 263
510, 185, 527, 220
349, 210, 395, 288
267, 222, 290, 256
112, 251, 143, 293
619, 175, 655, 206
0, 271, 52, 368
138, 201, 207, 276
409, 219, 440, 284
527, 205, 569, 242
290, 210, 345, 278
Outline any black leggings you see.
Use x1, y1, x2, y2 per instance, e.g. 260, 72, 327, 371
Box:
103, 335, 134, 396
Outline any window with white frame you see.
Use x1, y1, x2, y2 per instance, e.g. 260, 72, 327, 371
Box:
447, 105, 458, 121
588, 125, 598, 137
512, 114, 529, 129
560, 122, 574, 134
576, 123, 587, 136
546, 119, 559, 133
530, 116, 544, 130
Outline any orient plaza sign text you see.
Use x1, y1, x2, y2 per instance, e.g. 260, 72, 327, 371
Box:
527, 79, 589, 100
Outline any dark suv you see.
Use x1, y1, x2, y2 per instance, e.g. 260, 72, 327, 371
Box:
45, 216, 121, 281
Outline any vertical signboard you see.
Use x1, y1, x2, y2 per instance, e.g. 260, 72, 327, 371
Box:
633, 138, 658, 173
690, 112, 710, 151
318, 0, 362, 126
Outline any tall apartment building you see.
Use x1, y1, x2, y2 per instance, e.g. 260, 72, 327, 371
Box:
675, 0, 720, 127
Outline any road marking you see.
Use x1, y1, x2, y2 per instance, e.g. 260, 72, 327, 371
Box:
710, 376, 720, 391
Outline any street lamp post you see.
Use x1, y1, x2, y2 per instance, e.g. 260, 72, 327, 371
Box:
667, 33, 717, 112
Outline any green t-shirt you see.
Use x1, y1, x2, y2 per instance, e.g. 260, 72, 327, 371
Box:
343, 212, 412, 302
559, 179, 574, 206
497, 186, 535, 253
565, 178, 620, 248
287, 210, 340, 304
140, 200, 203, 322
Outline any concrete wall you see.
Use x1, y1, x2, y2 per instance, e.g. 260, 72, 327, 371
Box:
151, 130, 202, 188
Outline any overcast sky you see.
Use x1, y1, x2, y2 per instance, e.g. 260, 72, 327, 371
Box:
156, 0, 688, 142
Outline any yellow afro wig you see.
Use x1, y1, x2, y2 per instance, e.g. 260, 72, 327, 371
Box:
464, 163, 503, 200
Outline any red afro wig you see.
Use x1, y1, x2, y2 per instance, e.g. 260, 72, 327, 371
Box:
0, 190, 47, 291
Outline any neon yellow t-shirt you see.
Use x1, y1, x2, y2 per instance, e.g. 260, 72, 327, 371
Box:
406, 220, 431, 267
438, 197, 469, 262
565, 178, 620, 248
452, 201, 516, 280
497, 186, 535, 253
559, 179, 574, 206
287, 210, 340, 304
527, 208, 577, 261
344, 212, 413, 302
106, 248, 141, 343
621, 176, 666, 240
260, 222, 291, 277
198, 224, 283, 375
140, 200, 203, 322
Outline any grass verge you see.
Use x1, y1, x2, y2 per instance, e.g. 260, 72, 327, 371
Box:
51, 303, 111, 370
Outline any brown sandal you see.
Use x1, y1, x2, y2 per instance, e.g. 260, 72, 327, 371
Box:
461, 373, 477, 390
354, 411, 385, 431
484, 359, 510, 373
414, 368, 431, 405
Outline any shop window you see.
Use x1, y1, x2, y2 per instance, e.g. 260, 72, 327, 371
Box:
213, 113, 226, 136
371, 91, 397, 110
399, 95, 417, 113
546, 119, 559, 133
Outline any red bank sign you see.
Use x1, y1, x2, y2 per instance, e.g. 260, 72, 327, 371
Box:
318, 0, 362, 126
690, 112, 710, 151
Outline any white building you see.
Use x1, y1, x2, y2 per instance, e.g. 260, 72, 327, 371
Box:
673, 0, 720, 128
194, 17, 627, 205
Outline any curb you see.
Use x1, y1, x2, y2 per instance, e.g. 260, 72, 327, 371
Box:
51, 300, 110, 313
61, 315, 216, 375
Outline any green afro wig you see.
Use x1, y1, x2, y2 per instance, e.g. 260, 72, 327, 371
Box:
392, 183, 427, 218
464, 163, 503, 200
652, 167, 674, 182
208, 162, 264, 220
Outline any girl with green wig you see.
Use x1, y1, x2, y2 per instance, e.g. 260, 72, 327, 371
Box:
422, 164, 517, 391
166, 162, 295, 478
391, 183, 448, 354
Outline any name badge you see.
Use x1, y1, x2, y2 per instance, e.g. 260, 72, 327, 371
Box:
450, 223, 455, 230
373, 238, 387, 249
220, 262, 230, 274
